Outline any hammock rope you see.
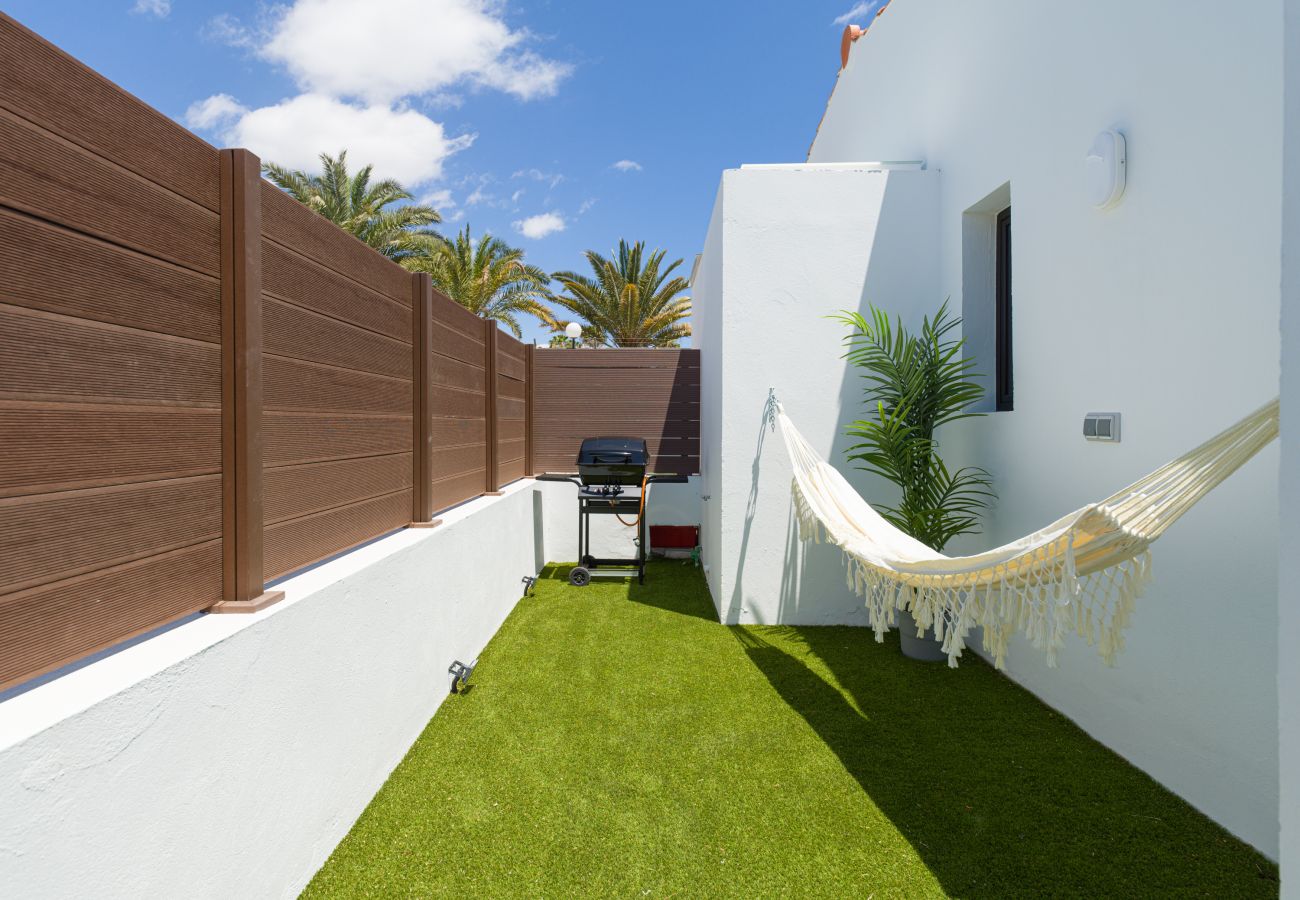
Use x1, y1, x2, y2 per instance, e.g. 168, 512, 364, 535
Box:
776, 397, 1279, 669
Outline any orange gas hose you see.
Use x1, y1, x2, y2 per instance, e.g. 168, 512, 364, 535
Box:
613, 474, 649, 527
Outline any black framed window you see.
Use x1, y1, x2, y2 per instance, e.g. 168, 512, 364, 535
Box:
995, 206, 1013, 411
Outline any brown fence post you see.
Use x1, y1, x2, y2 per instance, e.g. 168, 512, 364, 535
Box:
524, 343, 535, 476
409, 273, 440, 527
484, 320, 501, 494
211, 148, 283, 613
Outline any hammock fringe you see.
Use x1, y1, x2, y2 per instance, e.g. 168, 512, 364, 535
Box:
796, 474, 1154, 670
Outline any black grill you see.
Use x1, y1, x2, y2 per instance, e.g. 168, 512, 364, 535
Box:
576, 436, 648, 487
536, 436, 687, 586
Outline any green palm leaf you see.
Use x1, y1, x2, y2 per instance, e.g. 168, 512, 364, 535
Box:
404, 224, 556, 336
834, 301, 996, 552
262, 150, 442, 260
550, 239, 692, 347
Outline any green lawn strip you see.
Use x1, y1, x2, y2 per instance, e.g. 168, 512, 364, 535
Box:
303, 562, 1277, 899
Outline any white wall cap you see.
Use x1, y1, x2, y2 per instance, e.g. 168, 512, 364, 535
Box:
738, 160, 926, 171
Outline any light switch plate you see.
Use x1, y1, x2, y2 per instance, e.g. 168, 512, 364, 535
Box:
1083, 412, 1121, 442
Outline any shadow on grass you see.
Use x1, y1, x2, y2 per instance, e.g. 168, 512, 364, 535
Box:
733, 625, 1278, 898
538, 562, 717, 621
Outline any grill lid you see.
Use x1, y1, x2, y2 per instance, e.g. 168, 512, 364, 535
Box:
577, 436, 648, 466
576, 436, 648, 486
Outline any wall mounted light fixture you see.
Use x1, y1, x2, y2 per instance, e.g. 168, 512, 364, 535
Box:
448, 658, 478, 694
1086, 130, 1127, 210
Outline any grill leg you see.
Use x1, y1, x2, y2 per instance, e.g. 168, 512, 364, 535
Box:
583, 501, 595, 567
638, 504, 646, 584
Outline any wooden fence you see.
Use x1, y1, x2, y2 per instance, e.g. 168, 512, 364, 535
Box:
533, 349, 701, 475
0, 12, 698, 693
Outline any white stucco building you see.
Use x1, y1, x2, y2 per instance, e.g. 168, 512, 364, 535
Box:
695, 0, 1288, 866
2, 2, 1298, 894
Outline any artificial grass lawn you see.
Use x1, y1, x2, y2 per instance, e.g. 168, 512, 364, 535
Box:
304, 561, 1277, 898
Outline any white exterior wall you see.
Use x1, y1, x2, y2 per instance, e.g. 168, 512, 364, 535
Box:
0, 482, 543, 899
1281, 0, 1300, 891
695, 187, 725, 601
693, 165, 940, 625
536, 477, 701, 562
697, 0, 1280, 856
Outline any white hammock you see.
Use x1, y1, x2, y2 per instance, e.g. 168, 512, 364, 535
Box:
776, 398, 1279, 669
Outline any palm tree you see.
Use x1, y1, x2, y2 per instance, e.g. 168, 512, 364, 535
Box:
262, 150, 440, 261
549, 240, 691, 347
406, 225, 556, 338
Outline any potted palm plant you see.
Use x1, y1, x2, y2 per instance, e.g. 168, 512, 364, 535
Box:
834, 302, 996, 661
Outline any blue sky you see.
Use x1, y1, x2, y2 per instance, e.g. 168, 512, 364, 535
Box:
5, 0, 885, 344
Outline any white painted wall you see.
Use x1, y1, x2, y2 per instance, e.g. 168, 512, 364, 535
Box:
1280, 0, 1299, 891
698, 0, 1281, 857
695, 186, 725, 601
0, 482, 544, 899
535, 477, 701, 563
693, 164, 939, 625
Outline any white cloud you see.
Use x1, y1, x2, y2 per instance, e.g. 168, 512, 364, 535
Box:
512, 167, 564, 189
833, 1, 880, 26
459, 173, 519, 208
420, 188, 463, 220
189, 92, 474, 185
420, 188, 455, 210
202, 12, 261, 48
577, 197, 597, 215
190, 1, 571, 189
257, 0, 572, 103
611, 159, 642, 172
183, 93, 248, 130
131, 0, 171, 17
512, 211, 565, 239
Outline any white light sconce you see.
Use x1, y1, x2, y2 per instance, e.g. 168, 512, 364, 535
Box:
1085, 130, 1126, 210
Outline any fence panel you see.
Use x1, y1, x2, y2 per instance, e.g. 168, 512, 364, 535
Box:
0, 10, 697, 693
532, 349, 701, 475
259, 184, 413, 581
496, 332, 529, 487
0, 14, 223, 691
429, 292, 489, 511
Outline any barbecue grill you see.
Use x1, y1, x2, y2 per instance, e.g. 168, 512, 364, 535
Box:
537, 437, 687, 586
576, 436, 648, 486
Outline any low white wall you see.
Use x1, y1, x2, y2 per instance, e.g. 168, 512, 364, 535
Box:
0, 481, 542, 900
536, 477, 701, 563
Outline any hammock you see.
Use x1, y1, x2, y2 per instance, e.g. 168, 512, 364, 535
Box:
776, 397, 1279, 669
